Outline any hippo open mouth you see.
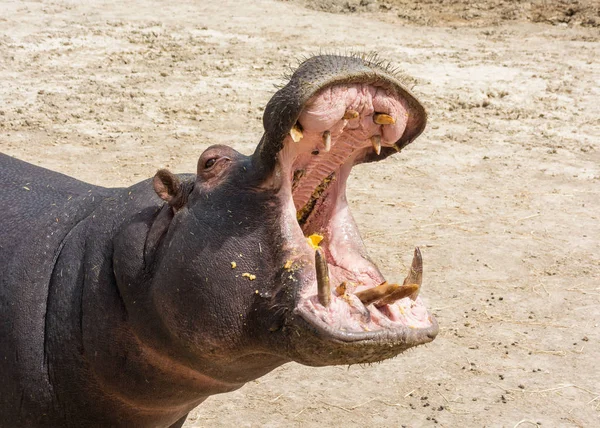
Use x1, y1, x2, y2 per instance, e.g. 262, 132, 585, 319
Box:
255, 55, 438, 364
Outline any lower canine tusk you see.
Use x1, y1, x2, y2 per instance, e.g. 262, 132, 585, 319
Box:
402, 247, 423, 300
315, 248, 331, 307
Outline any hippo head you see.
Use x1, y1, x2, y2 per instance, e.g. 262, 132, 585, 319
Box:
124, 55, 437, 386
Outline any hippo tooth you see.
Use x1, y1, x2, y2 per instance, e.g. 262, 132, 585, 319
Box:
401, 247, 422, 300
335, 281, 347, 296
315, 248, 331, 307
375, 283, 420, 306
290, 123, 303, 143
373, 113, 396, 125
355, 282, 398, 306
322, 130, 331, 152
371, 135, 381, 155
343, 109, 359, 120
355, 282, 420, 307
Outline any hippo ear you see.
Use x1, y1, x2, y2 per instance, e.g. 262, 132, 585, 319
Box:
153, 169, 187, 212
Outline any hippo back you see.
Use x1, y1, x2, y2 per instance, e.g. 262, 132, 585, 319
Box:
0, 153, 117, 424
0, 154, 116, 255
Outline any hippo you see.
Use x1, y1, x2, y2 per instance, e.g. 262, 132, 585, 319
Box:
0, 54, 438, 427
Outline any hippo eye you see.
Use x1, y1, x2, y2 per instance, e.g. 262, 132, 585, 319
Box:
204, 157, 217, 169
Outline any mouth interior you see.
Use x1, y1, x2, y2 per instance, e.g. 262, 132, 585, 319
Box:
277, 83, 434, 338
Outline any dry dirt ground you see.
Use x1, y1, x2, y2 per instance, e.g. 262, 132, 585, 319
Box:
1, 0, 599, 427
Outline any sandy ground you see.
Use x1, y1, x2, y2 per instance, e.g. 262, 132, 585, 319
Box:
1, 0, 599, 426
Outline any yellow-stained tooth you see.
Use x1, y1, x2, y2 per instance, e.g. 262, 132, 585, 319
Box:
315, 247, 331, 307
371, 135, 382, 155
343, 109, 359, 120
323, 130, 331, 152
335, 282, 348, 296
373, 113, 396, 125
290, 123, 303, 143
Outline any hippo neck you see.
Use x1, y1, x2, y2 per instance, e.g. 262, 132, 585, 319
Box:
44, 186, 250, 426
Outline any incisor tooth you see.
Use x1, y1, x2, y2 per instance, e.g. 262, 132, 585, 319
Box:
322, 130, 331, 152
355, 282, 420, 306
373, 113, 396, 125
376, 283, 420, 306
335, 281, 347, 296
355, 282, 398, 306
343, 109, 359, 120
354, 248, 423, 306
315, 248, 331, 307
290, 123, 303, 143
371, 135, 382, 155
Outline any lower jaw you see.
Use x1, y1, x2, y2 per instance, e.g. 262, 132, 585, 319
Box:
288, 309, 439, 366
279, 156, 438, 361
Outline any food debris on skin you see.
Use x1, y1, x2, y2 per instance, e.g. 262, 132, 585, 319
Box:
231, 261, 237, 269
284, 260, 293, 270
242, 273, 256, 280
306, 233, 323, 249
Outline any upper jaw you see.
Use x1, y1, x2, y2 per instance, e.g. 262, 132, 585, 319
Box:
253, 54, 428, 175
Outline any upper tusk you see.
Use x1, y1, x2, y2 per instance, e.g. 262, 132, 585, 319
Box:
290, 123, 303, 143
373, 113, 396, 125
343, 109, 359, 120
371, 135, 382, 155
322, 130, 331, 152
